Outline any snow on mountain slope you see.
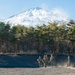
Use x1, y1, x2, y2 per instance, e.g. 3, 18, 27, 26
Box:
5, 7, 69, 27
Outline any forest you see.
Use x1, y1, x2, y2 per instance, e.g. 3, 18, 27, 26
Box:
0, 20, 75, 55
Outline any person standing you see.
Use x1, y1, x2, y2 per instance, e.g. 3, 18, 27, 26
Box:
37, 56, 43, 67
43, 55, 48, 68
49, 54, 55, 66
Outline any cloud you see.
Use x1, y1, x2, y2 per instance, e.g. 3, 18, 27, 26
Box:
40, 4, 48, 10
51, 8, 69, 19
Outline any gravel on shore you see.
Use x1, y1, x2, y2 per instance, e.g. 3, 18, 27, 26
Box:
0, 67, 75, 75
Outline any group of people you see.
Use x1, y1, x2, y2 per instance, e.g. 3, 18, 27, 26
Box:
37, 55, 71, 68
37, 54, 55, 68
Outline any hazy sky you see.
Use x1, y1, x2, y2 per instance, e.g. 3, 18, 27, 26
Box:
0, 0, 75, 19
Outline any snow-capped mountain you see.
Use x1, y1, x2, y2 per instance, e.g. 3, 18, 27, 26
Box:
5, 7, 69, 27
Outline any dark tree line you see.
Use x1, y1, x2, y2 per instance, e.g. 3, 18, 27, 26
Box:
0, 20, 75, 54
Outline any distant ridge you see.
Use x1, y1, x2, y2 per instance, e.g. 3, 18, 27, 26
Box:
4, 7, 69, 27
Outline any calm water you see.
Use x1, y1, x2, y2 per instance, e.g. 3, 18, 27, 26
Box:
0, 54, 75, 68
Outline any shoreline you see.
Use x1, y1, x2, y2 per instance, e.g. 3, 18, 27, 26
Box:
0, 66, 75, 75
